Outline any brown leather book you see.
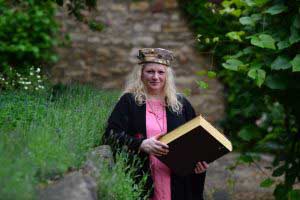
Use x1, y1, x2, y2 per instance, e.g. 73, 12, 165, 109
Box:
157, 115, 233, 176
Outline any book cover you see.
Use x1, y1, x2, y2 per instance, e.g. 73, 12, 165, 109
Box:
157, 115, 233, 176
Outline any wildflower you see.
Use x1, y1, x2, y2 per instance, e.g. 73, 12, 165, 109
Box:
37, 75, 41, 79
36, 68, 41, 73
24, 86, 28, 90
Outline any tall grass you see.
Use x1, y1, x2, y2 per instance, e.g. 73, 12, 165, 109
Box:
98, 151, 150, 200
0, 85, 119, 199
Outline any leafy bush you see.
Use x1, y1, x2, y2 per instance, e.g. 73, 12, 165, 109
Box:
0, 0, 60, 69
0, 0, 99, 69
179, 0, 300, 199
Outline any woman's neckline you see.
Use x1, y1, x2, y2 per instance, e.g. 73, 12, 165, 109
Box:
146, 98, 166, 107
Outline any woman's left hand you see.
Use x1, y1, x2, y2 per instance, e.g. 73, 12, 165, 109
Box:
194, 161, 209, 174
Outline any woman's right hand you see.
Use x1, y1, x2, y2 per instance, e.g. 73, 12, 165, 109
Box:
139, 134, 169, 156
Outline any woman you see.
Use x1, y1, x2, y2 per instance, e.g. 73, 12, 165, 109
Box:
103, 48, 208, 200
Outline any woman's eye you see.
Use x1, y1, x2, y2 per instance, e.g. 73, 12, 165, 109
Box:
159, 71, 165, 74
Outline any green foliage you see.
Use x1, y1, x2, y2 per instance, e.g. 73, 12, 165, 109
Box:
0, 66, 46, 91
98, 152, 149, 200
288, 190, 300, 200
249, 34, 276, 49
0, 0, 60, 69
207, 71, 217, 78
260, 178, 275, 188
88, 20, 106, 32
222, 59, 244, 71
195, 80, 209, 89
291, 54, 300, 72
0, 85, 118, 199
195, 69, 218, 89
179, 0, 300, 199
0, 0, 99, 90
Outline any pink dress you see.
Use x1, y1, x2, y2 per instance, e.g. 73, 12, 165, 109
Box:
146, 99, 171, 200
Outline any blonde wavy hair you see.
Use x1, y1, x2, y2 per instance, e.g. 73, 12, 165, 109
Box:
122, 64, 183, 114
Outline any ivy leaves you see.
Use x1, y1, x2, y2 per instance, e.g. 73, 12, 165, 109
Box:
290, 55, 300, 72
239, 14, 262, 26
244, 0, 270, 7
247, 68, 266, 87
264, 4, 288, 15
250, 34, 276, 50
187, 1, 300, 199
222, 59, 243, 71
184, 1, 300, 199
220, 1, 300, 89
270, 55, 300, 72
271, 56, 291, 70
219, 2, 300, 198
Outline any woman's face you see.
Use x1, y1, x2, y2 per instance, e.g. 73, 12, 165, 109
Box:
141, 63, 167, 95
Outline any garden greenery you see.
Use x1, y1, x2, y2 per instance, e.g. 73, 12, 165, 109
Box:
0, 0, 59, 69
179, 0, 300, 199
0, 66, 46, 91
0, 0, 102, 91
0, 0, 99, 69
0, 85, 147, 199
98, 151, 149, 200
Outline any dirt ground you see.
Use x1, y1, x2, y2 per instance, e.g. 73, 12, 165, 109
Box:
204, 153, 277, 200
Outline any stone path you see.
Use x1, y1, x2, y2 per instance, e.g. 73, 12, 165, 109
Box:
204, 153, 275, 200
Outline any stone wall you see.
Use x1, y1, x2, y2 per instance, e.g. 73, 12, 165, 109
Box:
51, 0, 224, 123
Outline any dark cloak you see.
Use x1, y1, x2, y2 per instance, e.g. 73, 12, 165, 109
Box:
103, 93, 206, 200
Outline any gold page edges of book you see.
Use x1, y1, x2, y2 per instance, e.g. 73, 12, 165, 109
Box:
159, 115, 233, 152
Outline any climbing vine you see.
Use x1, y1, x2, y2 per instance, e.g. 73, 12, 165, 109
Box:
179, 0, 300, 199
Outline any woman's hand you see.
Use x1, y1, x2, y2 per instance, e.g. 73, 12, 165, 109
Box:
194, 161, 209, 174
139, 134, 169, 156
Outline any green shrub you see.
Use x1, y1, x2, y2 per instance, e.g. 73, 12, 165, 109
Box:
0, 0, 59, 69
0, 0, 101, 73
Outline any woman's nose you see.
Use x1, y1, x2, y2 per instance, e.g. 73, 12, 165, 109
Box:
152, 72, 159, 79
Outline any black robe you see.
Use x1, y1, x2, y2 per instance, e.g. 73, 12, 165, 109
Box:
103, 93, 206, 200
